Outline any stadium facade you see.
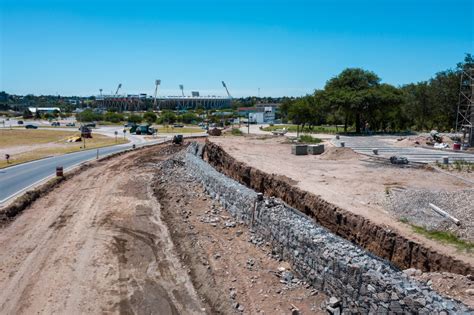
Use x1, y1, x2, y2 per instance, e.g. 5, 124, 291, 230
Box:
95, 94, 232, 111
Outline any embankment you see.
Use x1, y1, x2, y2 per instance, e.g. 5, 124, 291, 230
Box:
202, 140, 473, 276
186, 143, 472, 313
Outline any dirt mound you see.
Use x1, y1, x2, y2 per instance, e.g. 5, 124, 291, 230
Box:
393, 136, 426, 147
319, 147, 360, 160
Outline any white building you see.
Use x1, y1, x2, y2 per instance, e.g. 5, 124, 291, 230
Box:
28, 107, 61, 114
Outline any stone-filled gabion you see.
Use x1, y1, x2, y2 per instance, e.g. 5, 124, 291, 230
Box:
185, 143, 473, 314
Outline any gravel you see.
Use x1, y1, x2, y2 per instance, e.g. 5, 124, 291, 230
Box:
384, 188, 474, 241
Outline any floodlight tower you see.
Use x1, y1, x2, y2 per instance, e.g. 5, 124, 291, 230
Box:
115, 83, 122, 96
222, 81, 232, 98
153, 79, 161, 109
99, 88, 103, 96
179, 84, 184, 97
456, 67, 474, 147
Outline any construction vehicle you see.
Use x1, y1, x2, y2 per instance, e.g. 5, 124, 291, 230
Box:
131, 124, 155, 135
172, 134, 183, 145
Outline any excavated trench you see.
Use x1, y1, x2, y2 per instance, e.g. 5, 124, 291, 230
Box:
203, 140, 473, 276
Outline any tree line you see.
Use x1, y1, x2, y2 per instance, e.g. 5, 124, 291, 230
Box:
280, 54, 473, 133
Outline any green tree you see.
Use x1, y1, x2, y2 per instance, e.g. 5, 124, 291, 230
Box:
104, 112, 125, 123
127, 114, 143, 124
323, 68, 380, 133
158, 111, 177, 124
143, 111, 157, 124
77, 109, 103, 122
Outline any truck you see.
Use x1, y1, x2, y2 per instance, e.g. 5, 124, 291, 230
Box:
131, 124, 155, 135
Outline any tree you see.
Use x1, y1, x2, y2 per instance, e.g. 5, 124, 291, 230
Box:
323, 68, 381, 133
77, 109, 103, 122
127, 114, 143, 124
288, 97, 312, 136
23, 108, 33, 119
143, 111, 157, 124
158, 111, 176, 124
104, 112, 125, 123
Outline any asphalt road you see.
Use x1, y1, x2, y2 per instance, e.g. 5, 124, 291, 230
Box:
0, 139, 161, 204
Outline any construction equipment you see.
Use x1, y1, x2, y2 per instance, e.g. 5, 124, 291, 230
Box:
132, 124, 155, 135
172, 134, 183, 145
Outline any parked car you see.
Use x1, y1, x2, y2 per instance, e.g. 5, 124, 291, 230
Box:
25, 124, 38, 129
17, 120, 24, 125
85, 123, 96, 128
66, 122, 76, 127
173, 124, 184, 128
51, 121, 60, 126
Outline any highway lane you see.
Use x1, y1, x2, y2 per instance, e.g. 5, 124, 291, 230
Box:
0, 140, 160, 204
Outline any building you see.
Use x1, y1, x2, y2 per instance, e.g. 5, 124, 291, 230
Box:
157, 96, 231, 110
238, 103, 279, 124
28, 107, 61, 114
95, 94, 231, 111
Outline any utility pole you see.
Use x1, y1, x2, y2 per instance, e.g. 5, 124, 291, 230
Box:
248, 112, 250, 134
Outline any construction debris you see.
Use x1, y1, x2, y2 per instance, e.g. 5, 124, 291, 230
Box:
428, 203, 461, 226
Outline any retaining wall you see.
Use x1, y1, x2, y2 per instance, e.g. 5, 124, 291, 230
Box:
185, 143, 472, 314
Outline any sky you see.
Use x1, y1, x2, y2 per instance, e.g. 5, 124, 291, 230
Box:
0, 0, 473, 97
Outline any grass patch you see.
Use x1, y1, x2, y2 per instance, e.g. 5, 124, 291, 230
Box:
411, 225, 474, 252
298, 134, 322, 144
231, 128, 243, 136
0, 129, 78, 147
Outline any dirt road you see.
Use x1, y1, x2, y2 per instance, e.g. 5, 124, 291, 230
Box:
0, 143, 325, 314
0, 145, 205, 314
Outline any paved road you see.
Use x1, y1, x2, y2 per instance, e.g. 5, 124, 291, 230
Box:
334, 135, 474, 163
0, 142, 151, 203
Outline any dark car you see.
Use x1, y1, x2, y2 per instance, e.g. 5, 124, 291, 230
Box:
25, 124, 38, 129
85, 123, 96, 128
173, 124, 184, 128
66, 122, 76, 127
17, 120, 24, 125
51, 121, 60, 127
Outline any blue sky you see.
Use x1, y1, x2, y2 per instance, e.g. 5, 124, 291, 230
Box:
1, 0, 472, 97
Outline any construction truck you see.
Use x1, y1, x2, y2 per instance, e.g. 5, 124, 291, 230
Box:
131, 124, 156, 135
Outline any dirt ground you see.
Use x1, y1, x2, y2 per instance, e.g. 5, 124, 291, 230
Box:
0, 142, 325, 314
209, 136, 474, 267
154, 152, 326, 314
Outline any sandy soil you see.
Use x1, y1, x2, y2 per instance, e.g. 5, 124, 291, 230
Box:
209, 136, 474, 266
0, 142, 326, 314
0, 144, 205, 314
